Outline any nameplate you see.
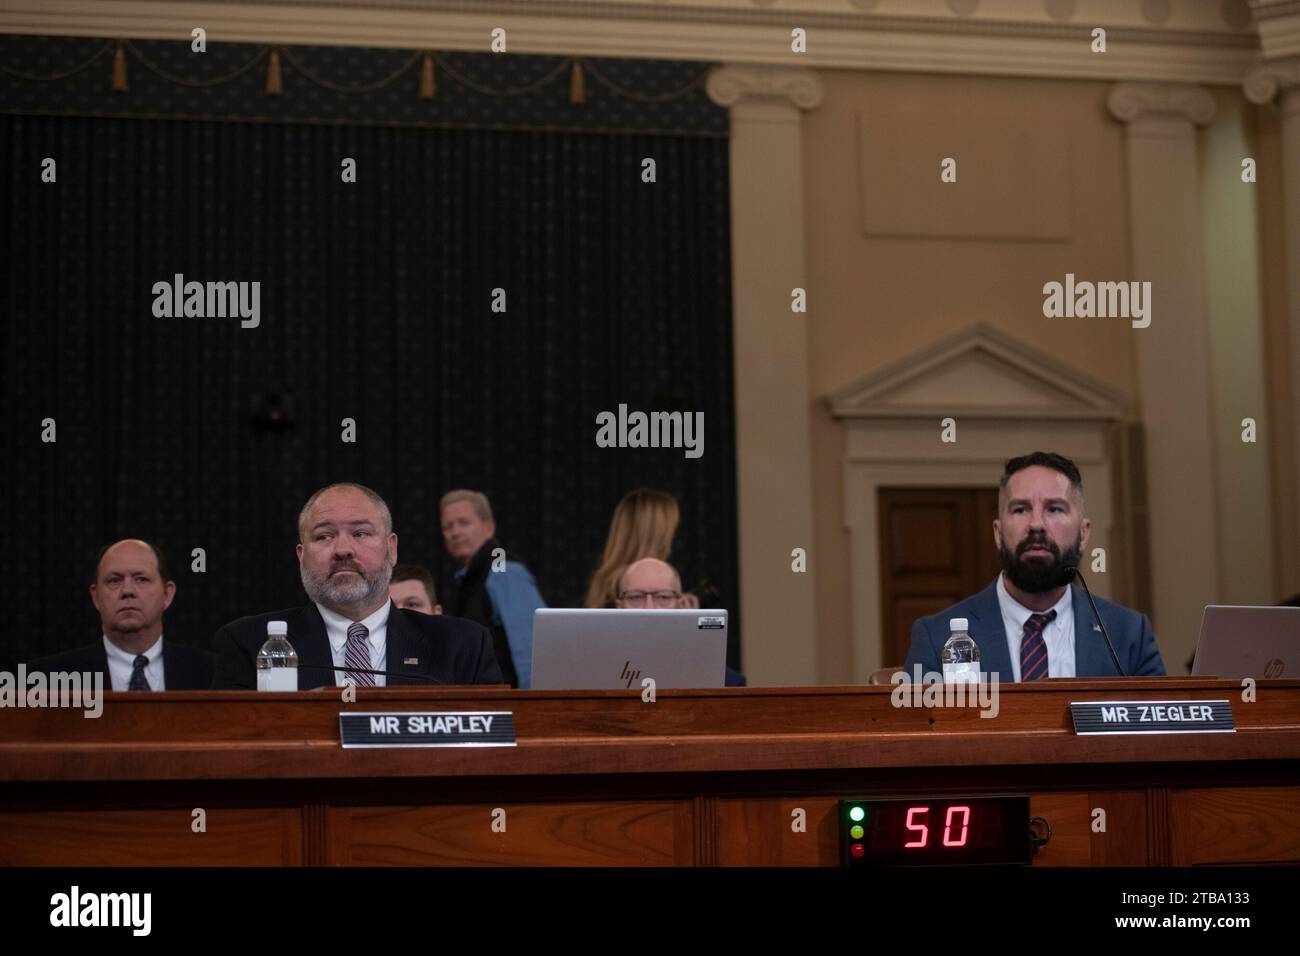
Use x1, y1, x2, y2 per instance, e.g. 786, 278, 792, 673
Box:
1070, 700, 1234, 735
339, 711, 517, 748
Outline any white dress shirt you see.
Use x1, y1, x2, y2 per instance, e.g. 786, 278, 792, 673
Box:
996, 573, 1075, 681
103, 634, 165, 691
316, 601, 390, 687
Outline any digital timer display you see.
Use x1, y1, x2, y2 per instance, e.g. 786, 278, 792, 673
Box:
840, 796, 1031, 866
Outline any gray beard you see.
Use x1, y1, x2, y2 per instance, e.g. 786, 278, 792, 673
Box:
301, 559, 392, 610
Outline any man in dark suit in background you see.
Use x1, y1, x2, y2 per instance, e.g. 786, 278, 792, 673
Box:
211, 482, 502, 689
28, 539, 214, 690
906, 452, 1165, 681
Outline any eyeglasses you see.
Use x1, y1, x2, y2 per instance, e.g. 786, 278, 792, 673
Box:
618, 590, 681, 608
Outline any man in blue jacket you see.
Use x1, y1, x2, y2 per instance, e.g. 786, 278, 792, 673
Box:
440, 489, 546, 689
906, 451, 1165, 682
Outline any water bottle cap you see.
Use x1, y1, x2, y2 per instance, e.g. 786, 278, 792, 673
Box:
949, 617, 969, 631
267, 620, 288, 635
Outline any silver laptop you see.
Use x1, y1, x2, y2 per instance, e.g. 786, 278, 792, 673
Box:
1191, 605, 1300, 679
530, 608, 728, 690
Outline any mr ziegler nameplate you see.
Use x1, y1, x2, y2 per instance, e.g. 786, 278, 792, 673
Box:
1069, 700, 1234, 735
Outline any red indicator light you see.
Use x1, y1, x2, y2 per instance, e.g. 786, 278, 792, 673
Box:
850, 843, 865, 859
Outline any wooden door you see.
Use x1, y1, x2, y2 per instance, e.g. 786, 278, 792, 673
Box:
878, 487, 1001, 668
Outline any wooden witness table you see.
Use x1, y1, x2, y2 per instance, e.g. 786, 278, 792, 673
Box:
2, 680, 1299, 867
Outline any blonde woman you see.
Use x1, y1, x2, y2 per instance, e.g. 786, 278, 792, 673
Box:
585, 489, 685, 608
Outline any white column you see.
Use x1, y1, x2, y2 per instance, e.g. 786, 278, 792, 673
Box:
1107, 82, 1219, 670
707, 65, 823, 686
1245, 57, 1300, 593
1199, 92, 1276, 605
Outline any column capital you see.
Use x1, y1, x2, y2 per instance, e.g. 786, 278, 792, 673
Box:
1106, 82, 1216, 126
1243, 56, 1300, 106
706, 64, 824, 112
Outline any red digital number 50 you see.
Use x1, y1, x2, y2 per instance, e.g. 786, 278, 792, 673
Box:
905, 805, 971, 848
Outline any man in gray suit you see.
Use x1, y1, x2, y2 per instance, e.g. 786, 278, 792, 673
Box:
906, 451, 1165, 681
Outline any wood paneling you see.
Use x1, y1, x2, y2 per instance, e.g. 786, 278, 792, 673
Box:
0, 807, 301, 866
717, 797, 834, 867
3, 682, 1300, 781
889, 503, 961, 573
347, 802, 679, 867
1170, 787, 1300, 865
879, 487, 1001, 665
1147, 786, 1172, 866
3, 685, 1299, 867
1090, 790, 1150, 866
1027, 792, 1093, 866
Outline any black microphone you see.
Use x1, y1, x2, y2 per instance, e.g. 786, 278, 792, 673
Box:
1063, 566, 1125, 677
295, 663, 447, 686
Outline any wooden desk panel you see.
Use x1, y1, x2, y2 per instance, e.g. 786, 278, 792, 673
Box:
2, 681, 1298, 866
0, 808, 301, 866
345, 801, 685, 867
1169, 787, 1300, 865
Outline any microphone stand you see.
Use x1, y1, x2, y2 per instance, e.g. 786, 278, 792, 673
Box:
1065, 566, 1125, 677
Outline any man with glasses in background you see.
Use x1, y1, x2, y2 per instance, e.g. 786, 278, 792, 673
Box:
615, 557, 746, 686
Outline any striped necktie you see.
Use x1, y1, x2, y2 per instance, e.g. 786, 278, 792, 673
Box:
344, 621, 375, 687
128, 654, 151, 691
1019, 611, 1057, 682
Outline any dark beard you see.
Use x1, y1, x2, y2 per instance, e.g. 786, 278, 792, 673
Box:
999, 532, 1082, 593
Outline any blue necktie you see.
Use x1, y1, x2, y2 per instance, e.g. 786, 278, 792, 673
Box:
128, 654, 151, 691
1019, 611, 1057, 682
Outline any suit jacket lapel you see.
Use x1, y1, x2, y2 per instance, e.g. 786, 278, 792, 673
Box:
160, 643, 196, 690
969, 578, 1013, 683
93, 644, 111, 687
386, 603, 414, 686
1071, 584, 1114, 676
295, 604, 337, 690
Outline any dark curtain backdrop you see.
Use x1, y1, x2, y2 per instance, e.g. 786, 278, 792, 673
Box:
1, 99, 738, 668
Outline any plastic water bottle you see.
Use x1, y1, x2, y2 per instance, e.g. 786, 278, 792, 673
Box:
941, 617, 980, 684
256, 620, 298, 691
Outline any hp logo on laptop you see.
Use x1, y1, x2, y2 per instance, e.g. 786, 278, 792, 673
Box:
1264, 658, 1285, 678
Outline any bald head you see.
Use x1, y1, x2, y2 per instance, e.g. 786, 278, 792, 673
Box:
91, 538, 170, 585
616, 558, 683, 608
620, 557, 680, 593
298, 482, 392, 542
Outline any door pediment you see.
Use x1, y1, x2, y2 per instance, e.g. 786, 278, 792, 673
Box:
826, 323, 1130, 422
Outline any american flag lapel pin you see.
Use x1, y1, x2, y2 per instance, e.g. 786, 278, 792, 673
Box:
403, 657, 419, 665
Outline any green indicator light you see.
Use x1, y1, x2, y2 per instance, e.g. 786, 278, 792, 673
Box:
850, 824, 864, 839
849, 806, 865, 822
